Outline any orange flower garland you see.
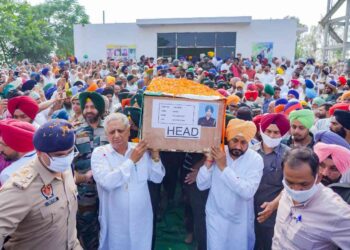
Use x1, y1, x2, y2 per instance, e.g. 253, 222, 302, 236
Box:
146, 78, 222, 97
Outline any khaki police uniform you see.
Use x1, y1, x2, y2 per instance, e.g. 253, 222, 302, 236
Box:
0, 157, 82, 250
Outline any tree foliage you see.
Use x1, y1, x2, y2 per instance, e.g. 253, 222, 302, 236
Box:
0, 0, 89, 64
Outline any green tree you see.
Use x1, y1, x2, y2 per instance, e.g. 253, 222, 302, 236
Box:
33, 0, 89, 58
0, 0, 54, 63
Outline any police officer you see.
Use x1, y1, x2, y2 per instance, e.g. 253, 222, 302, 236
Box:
74, 92, 108, 249
0, 119, 81, 250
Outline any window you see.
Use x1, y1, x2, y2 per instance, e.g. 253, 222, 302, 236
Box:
216, 47, 235, 59
177, 33, 196, 47
157, 33, 176, 47
196, 32, 215, 47
157, 48, 176, 59
216, 32, 236, 46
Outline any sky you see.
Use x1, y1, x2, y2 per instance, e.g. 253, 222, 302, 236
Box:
27, 0, 334, 27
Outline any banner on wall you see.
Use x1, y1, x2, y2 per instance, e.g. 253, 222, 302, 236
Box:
106, 44, 136, 60
252, 42, 273, 62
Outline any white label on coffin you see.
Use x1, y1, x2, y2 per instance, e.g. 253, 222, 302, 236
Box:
165, 125, 201, 139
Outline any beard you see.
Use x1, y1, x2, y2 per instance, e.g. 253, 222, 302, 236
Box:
63, 102, 72, 110
318, 114, 327, 119
293, 133, 308, 142
229, 148, 245, 158
332, 127, 347, 138
83, 112, 99, 124
1, 152, 19, 161
321, 175, 341, 186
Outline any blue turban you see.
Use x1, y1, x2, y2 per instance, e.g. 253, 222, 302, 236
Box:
45, 86, 57, 100
314, 130, 350, 150
305, 88, 317, 99
30, 73, 40, 82
33, 119, 75, 153
22, 80, 37, 92
305, 79, 314, 89
288, 89, 299, 100
42, 67, 49, 76
275, 98, 288, 106
51, 109, 69, 121
96, 88, 104, 94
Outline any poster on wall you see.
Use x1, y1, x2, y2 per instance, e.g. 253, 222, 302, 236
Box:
252, 42, 273, 63
106, 44, 136, 60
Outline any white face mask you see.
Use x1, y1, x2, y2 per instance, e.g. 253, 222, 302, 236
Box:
260, 129, 282, 148
47, 151, 74, 173
282, 178, 319, 203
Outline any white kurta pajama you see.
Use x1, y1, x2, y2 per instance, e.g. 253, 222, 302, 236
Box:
91, 143, 165, 250
197, 147, 263, 250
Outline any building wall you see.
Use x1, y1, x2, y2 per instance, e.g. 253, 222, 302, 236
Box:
74, 18, 297, 61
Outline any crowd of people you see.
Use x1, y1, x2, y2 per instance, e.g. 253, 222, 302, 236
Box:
0, 53, 349, 250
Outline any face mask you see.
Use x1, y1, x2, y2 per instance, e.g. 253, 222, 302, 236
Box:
282, 178, 319, 203
47, 151, 74, 173
260, 129, 282, 148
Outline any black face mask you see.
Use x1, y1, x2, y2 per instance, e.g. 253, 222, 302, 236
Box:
321, 175, 341, 186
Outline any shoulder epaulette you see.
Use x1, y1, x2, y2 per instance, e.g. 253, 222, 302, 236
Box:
12, 166, 38, 190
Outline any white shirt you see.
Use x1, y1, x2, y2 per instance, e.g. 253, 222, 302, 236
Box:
273, 185, 350, 250
220, 63, 231, 72
258, 72, 275, 85
91, 143, 165, 250
125, 83, 138, 94
0, 151, 36, 185
197, 147, 263, 250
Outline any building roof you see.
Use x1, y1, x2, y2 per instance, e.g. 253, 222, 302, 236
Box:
136, 16, 252, 26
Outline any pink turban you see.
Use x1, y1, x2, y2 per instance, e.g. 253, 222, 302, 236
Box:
260, 113, 290, 136
314, 142, 350, 174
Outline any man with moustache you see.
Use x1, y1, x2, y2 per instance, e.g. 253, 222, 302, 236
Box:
73, 91, 109, 249
197, 119, 263, 250
330, 110, 350, 144
313, 103, 332, 132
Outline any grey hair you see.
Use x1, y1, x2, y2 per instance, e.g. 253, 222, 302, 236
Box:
104, 113, 130, 132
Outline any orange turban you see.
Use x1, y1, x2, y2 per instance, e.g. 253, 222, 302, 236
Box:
87, 82, 98, 92
106, 76, 116, 86
341, 91, 350, 102
227, 94, 240, 106
226, 118, 257, 142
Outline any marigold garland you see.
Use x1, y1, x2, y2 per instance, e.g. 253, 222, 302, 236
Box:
146, 78, 222, 97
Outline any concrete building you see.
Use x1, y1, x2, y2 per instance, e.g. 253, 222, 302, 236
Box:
74, 16, 297, 62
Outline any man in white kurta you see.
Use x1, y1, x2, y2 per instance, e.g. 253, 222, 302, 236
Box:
197, 119, 263, 250
91, 113, 165, 250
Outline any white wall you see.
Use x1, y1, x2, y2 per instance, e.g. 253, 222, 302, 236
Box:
74, 18, 297, 61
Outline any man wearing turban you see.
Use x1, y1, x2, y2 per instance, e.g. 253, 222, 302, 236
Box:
74, 91, 109, 249
314, 142, 350, 187
330, 110, 350, 144
197, 119, 263, 250
0, 120, 81, 250
7, 96, 40, 127
285, 109, 315, 148
253, 114, 291, 249
0, 119, 36, 185
226, 97, 239, 114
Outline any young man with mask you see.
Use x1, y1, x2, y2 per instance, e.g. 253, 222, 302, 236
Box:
197, 119, 263, 250
254, 114, 290, 250
272, 148, 350, 249
0, 120, 81, 250
74, 91, 109, 249
285, 109, 315, 148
